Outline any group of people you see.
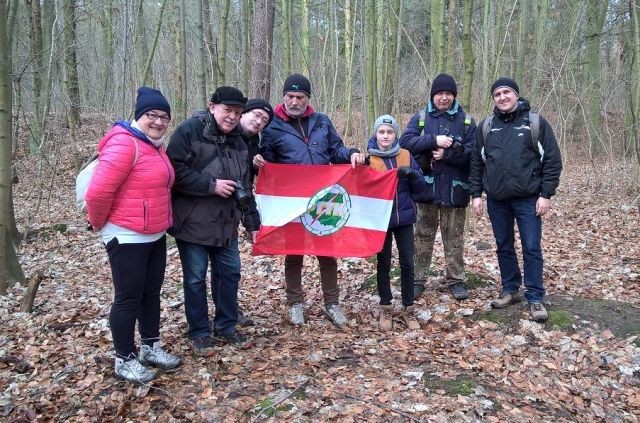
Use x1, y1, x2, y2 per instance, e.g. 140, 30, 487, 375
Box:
84, 73, 562, 384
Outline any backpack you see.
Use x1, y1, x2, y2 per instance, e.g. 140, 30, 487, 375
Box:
479, 112, 541, 162
418, 108, 472, 136
75, 138, 139, 212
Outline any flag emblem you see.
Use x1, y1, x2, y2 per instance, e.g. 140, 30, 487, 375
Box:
301, 184, 351, 236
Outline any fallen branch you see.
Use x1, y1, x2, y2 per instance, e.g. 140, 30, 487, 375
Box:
251, 379, 310, 422
20, 270, 45, 312
345, 394, 424, 423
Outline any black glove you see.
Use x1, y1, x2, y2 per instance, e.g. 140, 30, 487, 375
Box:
397, 166, 418, 180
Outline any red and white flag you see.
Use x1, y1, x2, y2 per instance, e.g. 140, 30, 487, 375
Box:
252, 163, 398, 258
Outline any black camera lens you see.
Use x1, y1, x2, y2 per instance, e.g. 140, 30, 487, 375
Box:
232, 180, 250, 207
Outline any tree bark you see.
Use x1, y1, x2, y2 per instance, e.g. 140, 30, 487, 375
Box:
461, 0, 475, 111
515, 0, 529, 86
250, 0, 275, 99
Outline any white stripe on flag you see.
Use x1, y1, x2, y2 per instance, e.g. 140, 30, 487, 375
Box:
256, 194, 392, 232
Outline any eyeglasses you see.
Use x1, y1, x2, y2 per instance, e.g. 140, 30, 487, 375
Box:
250, 110, 269, 125
144, 112, 171, 124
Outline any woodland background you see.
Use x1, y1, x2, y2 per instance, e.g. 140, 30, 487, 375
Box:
0, 0, 639, 421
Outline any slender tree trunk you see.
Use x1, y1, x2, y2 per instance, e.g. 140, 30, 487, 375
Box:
250, 0, 275, 99
343, 0, 354, 137
461, 0, 475, 111
99, 0, 115, 111
134, 0, 151, 85
219, 0, 230, 83
240, 0, 250, 93
446, 0, 457, 74
365, 0, 377, 126
301, 0, 310, 76
63, 0, 81, 166
532, 0, 548, 96
173, 0, 187, 121
586, 0, 608, 154
203, 0, 215, 90
482, 0, 492, 101
281, 0, 293, 74
140, 0, 168, 88
630, 0, 640, 190
515, 0, 529, 86
26, 0, 43, 153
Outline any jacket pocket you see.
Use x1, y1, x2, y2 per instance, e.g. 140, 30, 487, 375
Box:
451, 179, 470, 207
143, 199, 149, 231
414, 175, 435, 203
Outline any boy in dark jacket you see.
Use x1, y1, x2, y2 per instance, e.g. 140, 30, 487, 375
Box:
399, 74, 476, 301
368, 115, 424, 331
469, 77, 562, 323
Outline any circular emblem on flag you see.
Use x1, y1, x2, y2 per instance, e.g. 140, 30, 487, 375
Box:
301, 184, 351, 236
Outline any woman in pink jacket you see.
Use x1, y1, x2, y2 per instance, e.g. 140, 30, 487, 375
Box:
85, 87, 181, 384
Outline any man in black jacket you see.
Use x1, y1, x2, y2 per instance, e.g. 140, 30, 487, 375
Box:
469, 77, 562, 323
167, 86, 259, 354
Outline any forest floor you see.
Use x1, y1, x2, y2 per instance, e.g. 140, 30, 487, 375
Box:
1, 129, 640, 422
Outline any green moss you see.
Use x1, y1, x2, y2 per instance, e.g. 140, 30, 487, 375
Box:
360, 274, 378, 292
51, 223, 68, 233
166, 235, 176, 247
475, 310, 509, 324
547, 309, 574, 330
465, 272, 490, 289
390, 266, 401, 279
423, 374, 476, 397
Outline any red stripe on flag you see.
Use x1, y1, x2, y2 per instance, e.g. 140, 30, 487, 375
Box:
252, 223, 385, 258
256, 163, 397, 200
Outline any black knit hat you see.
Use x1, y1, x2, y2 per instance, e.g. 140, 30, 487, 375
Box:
243, 99, 274, 124
282, 73, 311, 97
210, 86, 248, 107
430, 73, 457, 98
491, 77, 520, 96
135, 87, 171, 120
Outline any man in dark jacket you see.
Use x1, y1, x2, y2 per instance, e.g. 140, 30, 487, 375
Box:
258, 74, 365, 328
469, 77, 562, 323
399, 74, 476, 301
167, 86, 260, 354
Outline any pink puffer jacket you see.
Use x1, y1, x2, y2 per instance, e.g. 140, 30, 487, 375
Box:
86, 125, 175, 232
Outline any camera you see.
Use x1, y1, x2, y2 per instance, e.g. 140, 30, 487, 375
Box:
233, 180, 251, 207
450, 135, 464, 156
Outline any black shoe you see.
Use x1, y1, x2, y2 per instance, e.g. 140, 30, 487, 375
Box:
191, 336, 216, 357
449, 282, 468, 301
213, 330, 253, 350
413, 283, 425, 301
237, 309, 254, 327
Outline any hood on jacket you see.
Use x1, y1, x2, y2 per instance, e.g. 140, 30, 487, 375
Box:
98, 121, 152, 150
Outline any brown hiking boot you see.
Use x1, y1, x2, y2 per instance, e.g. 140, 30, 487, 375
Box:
401, 306, 421, 330
490, 291, 523, 309
378, 305, 393, 331
529, 302, 548, 323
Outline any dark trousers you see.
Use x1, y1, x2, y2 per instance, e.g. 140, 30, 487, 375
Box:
487, 195, 545, 303
284, 255, 339, 305
106, 236, 166, 358
377, 224, 415, 307
176, 238, 241, 338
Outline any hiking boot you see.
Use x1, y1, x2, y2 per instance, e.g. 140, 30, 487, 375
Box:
324, 303, 348, 328
237, 309, 254, 327
449, 282, 468, 301
288, 303, 305, 326
413, 283, 425, 301
191, 336, 216, 357
379, 304, 393, 331
213, 330, 253, 350
401, 305, 421, 330
114, 355, 156, 384
530, 302, 548, 323
139, 341, 182, 371
490, 291, 523, 309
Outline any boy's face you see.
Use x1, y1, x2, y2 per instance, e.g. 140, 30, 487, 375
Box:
376, 124, 396, 150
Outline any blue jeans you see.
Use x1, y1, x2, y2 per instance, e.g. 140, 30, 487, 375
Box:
176, 238, 241, 339
486, 195, 544, 303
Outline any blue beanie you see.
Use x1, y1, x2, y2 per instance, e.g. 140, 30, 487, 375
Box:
135, 87, 171, 120
373, 114, 399, 136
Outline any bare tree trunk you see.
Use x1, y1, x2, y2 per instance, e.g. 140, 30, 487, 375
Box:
391, 0, 403, 118
515, 0, 529, 85
134, 0, 151, 85
26, 0, 44, 153
364, 0, 377, 126
0, 0, 25, 294
219, 0, 230, 83
586, 0, 608, 154
250, 0, 275, 99
140, 0, 168, 88
63, 0, 81, 165
240, 0, 250, 93
99, 0, 115, 111
461, 0, 475, 111
446, 0, 457, 74
301, 0, 310, 76
173, 0, 187, 121
203, 0, 216, 90
343, 0, 354, 137
281, 0, 293, 74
